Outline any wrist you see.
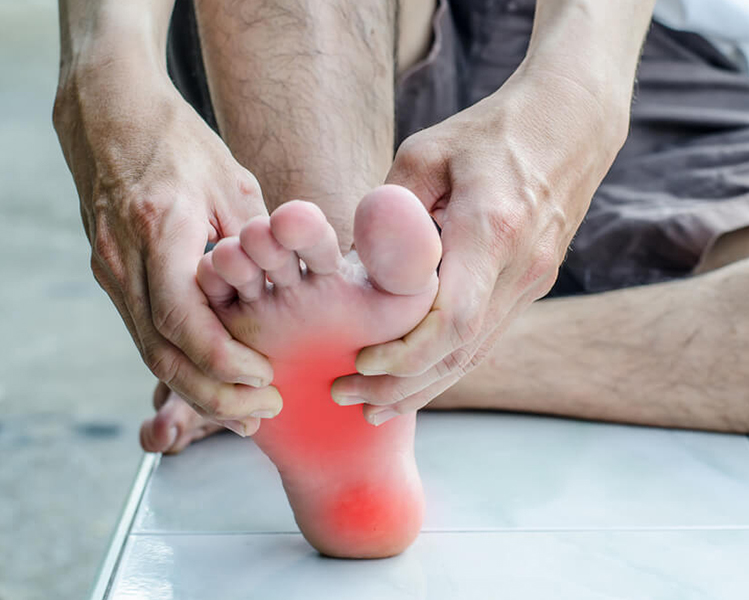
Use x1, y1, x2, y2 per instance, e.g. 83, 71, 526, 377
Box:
57, 0, 172, 91
516, 54, 631, 153
522, 0, 656, 145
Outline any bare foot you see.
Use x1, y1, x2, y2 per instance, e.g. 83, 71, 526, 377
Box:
142, 185, 441, 558
139, 381, 223, 455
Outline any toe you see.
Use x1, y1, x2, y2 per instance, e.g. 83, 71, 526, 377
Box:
139, 413, 178, 453
141, 392, 222, 455
240, 216, 301, 287
354, 185, 442, 296
212, 237, 265, 301
197, 252, 236, 306
270, 200, 342, 275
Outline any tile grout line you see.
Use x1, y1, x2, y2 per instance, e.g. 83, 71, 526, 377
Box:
129, 525, 749, 537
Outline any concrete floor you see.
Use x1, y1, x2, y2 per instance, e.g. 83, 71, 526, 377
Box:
0, 2, 155, 598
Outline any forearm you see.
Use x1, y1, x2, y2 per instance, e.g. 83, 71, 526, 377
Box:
458, 0, 658, 247
194, 0, 397, 250
55, 0, 180, 200
526, 0, 656, 121
432, 263, 749, 433
57, 0, 173, 82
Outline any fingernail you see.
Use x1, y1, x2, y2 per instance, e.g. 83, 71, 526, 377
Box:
238, 376, 265, 388
166, 426, 178, 448
357, 367, 389, 376
222, 420, 247, 437
367, 408, 399, 427
250, 409, 277, 419
334, 395, 367, 406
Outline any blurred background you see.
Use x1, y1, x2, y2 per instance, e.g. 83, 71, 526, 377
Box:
0, 1, 155, 598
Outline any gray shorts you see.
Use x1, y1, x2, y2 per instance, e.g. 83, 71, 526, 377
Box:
167, 0, 749, 296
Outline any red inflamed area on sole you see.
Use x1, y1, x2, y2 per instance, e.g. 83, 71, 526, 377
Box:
253, 346, 425, 559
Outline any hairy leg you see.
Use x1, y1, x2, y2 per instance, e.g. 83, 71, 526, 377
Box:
429, 228, 749, 433
195, 0, 396, 250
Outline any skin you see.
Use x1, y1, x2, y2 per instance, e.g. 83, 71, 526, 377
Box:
192, 190, 441, 557
54, 0, 405, 434
60, 0, 712, 443
139, 0, 749, 449
193, 0, 400, 250
332, 0, 660, 424
54, 0, 281, 434
428, 228, 749, 434
143, 226, 749, 455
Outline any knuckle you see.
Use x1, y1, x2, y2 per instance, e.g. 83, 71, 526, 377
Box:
467, 346, 488, 371
89, 255, 107, 287
236, 170, 262, 201
522, 245, 560, 291
438, 347, 473, 378
395, 133, 443, 175
90, 233, 127, 288
127, 193, 172, 243
145, 347, 181, 385
197, 344, 234, 382
91, 225, 117, 264
450, 310, 482, 347
531, 246, 558, 277
394, 350, 432, 377
485, 207, 526, 259
152, 302, 189, 341
208, 396, 230, 420
374, 381, 411, 405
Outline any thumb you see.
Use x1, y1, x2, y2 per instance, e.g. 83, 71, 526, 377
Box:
216, 165, 268, 237
385, 134, 450, 212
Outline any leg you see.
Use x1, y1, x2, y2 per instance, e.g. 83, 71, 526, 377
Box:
429, 227, 749, 433
194, 0, 398, 250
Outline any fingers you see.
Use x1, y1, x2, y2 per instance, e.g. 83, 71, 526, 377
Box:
363, 373, 463, 426
139, 326, 283, 420
141, 384, 258, 454
355, 201, 502, 378
145, 223, 274, 388
336, 288, 540, 423
214, 167, 268, 237
385, 133, 450, 212
90, 254, 143, 354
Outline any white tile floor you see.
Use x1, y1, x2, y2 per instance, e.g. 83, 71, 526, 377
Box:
99, 412, 749, 599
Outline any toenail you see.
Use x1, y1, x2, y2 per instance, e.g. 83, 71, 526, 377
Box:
222, 420, 247, 437
250, 409, 277, 419
367, 408, 399, 427
356, 365, 390, 376
334, 395, 367, 406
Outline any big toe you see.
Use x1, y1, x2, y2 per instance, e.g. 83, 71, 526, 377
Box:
354, 185, 441, 296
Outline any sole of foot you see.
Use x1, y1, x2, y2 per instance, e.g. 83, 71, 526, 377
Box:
144, 184, 441, 558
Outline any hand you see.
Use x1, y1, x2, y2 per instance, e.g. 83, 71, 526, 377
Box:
54, 63, 282, 434
332, 63, 628, 424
